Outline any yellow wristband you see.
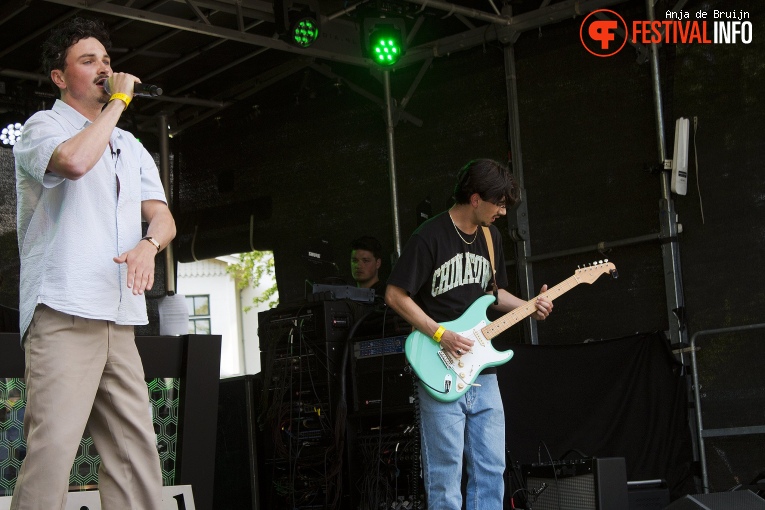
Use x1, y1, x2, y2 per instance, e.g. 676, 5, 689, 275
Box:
432, 326, 446, 342
109, 92, 131, 110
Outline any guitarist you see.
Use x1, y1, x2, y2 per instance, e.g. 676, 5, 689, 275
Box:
385, 159, 553, 510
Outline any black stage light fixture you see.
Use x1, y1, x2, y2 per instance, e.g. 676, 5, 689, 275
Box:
274, 0, 321, 48
364, 17, 407, 66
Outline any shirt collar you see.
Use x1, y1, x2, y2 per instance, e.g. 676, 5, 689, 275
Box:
52, 99, 91, 130
52, 99, 123, 142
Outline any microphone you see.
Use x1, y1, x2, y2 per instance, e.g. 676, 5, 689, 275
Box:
133, 83, 163, 97
104, 80, 163, 97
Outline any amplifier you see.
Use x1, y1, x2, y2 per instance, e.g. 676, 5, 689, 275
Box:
523, 457, 628, 510
354, 335, 406, 359
311, 284, 375, 303
352, 335, 413, 413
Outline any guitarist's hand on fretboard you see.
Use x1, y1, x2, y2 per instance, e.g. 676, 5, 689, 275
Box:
530, 284, 553, 321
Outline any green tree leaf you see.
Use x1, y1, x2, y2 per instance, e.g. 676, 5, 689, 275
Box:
226, 251, 279, 311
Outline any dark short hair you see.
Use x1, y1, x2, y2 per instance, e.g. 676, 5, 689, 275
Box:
453, 159, 519, 206
41, 17, 111, 91
350, 236, 382, 260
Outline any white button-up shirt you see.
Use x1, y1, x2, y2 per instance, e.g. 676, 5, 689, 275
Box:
14, 99, 167, 337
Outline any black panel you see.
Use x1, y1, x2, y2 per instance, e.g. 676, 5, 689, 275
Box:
214, 375, 262, 510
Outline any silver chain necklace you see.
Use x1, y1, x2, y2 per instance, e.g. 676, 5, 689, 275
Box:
449, 210, 478, 245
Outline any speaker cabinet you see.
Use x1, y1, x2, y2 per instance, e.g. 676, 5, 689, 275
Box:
627, 480, 669, 510
665, 490, 765, 509
213, 374, 262, 510
523, 457, 628, 510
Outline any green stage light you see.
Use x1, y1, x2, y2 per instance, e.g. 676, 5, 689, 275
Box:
291, 16, 319, 48
274, 0, 321, 48
369, 25, 404, 66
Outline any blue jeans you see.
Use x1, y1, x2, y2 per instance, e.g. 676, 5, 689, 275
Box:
418, 373, 506, 510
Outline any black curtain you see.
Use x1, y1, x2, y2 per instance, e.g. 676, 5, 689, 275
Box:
499, 332, 695, 499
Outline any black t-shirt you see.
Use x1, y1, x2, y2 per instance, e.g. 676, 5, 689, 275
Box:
369, 279, 387, 301
388, 211, 509, 323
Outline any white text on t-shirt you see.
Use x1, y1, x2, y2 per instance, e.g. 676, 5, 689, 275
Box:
431, 253, 491, 297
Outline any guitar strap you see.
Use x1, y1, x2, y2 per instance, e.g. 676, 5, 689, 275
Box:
482, 227, 499, 304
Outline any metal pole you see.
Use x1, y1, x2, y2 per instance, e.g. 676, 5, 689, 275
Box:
524, 233, 662, 263
646, 0, 687, 348
158, 113, 176, 295
646, 0, 695, 492
383, 70, 403, 256
690, 323, 765, 493
503, 40, 538, 344
404, 0, 512, 26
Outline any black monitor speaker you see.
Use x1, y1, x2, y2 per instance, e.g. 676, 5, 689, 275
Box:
665, 490, 765, 509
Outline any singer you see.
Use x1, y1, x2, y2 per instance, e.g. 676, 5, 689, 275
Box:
11, 17, 175, 510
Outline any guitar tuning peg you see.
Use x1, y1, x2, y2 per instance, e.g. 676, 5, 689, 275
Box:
598, 260, 603, 264
604, 258, 608, 263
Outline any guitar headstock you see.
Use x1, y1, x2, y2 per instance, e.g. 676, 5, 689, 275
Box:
574, 260, 618, 284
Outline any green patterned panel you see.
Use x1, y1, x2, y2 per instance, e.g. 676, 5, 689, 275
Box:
0, 379, 25, 496
0, 377, 180, 496
148, 377, 180, 485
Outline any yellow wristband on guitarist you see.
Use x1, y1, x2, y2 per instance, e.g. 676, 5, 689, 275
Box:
432, 326, 446, 342
109, 92, 131, 110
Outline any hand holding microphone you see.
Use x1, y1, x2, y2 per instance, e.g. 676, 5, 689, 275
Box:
104, 73, 163, 98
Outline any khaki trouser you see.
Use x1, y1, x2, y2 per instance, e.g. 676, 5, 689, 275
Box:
11, 305, 163, 510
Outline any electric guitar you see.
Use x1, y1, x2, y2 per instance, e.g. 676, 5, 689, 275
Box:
405, 260, 618, 402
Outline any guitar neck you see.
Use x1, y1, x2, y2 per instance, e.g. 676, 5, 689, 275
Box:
481, 275, 579, 340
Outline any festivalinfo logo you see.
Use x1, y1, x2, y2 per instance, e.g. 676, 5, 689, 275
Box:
580, 8, 753, 57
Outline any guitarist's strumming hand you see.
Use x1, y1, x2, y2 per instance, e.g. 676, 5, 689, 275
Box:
439, 329, 474, 358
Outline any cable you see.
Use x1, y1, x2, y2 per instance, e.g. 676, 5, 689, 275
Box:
410, 374, 423, 509
534, 441, 561, 509
693, 116, 704, 224
261, 303, 350, 508
346, 302, 425, 509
